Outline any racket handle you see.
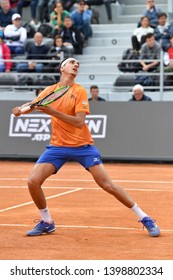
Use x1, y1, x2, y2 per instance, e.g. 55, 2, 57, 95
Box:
20, 105, 31, 113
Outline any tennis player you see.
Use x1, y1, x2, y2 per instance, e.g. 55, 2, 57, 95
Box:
12, 57, 160, 237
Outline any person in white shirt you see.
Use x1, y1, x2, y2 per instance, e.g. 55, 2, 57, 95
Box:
132, 16, 154, 52
4, 13, 27, 55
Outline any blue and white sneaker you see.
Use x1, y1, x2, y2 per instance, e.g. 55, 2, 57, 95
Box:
140, 216, 160, 237
26, 220, 56, 236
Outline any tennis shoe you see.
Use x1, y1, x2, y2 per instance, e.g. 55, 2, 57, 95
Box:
26, 220, 56, 236
140, 216, 160, 237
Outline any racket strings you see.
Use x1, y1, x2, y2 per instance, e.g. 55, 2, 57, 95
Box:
40, 88, 68, 105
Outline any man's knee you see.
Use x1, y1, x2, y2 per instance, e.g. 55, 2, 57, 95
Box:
100, 181, 114, 193
27, 176, 40, 189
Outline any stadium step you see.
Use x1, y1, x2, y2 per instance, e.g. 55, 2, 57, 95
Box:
75, 23, 135, 94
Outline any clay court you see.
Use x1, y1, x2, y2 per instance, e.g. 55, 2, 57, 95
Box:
0, 160, 173, 260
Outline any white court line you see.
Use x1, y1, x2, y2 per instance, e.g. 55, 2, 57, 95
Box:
0, 186, 78, 189
1, 177, 173, 184
0, 185, 173, 192
0, 223, 172, 233
0, 188, 82, 213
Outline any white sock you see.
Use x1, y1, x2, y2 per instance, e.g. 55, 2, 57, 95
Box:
131, 203, 148, 220
39, 207, 52, 223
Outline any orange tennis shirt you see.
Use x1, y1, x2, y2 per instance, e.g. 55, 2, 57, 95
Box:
33, 82, 94, 147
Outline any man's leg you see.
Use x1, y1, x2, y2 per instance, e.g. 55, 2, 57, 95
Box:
16, 62, 28, 72
37, 0, 47, 23
35, 63, 44, 72
30, 0, 39, 22
26, 162, 56, 236
88, 163, 160, 237
27, 162, 56, 209
14, 46, 24, 55
89, 163, 135, 207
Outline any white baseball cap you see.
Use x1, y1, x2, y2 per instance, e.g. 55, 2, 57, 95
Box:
12, 13, 21, 21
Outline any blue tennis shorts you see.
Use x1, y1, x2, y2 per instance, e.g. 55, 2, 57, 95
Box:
36, 145, 102, 172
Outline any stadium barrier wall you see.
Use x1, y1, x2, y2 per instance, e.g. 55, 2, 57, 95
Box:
1, 100, 173, 161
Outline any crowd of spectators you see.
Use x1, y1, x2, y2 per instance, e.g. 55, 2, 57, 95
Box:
131, 1, 173, 53
117, 0, 173, 89
1, 0, 173, 98
0, 0, 96, 76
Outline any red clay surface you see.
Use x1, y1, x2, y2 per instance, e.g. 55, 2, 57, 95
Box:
0, 161, 172, 260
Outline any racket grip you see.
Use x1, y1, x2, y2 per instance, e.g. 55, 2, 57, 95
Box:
20, 105, 31, 113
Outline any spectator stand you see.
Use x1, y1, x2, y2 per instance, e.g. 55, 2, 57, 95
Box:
1, 0, 173, 102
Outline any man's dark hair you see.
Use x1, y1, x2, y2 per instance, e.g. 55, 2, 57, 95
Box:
146, 33, 155, 39
64, 15, 72, 20
90, 85, 99, 91
77, 0, 85, 3
158, 12, 168, 19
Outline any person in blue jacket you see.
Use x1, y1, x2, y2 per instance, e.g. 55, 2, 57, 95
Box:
70, 0, 92, 42
140, 0, 162, 28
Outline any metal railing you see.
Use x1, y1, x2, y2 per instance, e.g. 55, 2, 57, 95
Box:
0, 50, 173, 101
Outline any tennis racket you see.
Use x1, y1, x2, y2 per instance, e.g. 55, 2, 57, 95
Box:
21, 85, 69, 113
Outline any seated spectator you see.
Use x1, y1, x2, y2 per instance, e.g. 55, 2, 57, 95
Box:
139, 32, 161, 72
0, 30, 12, 72
159, 22, 173, 52
44, 35, 70, 73
48, 0, 76, 14
50, 1, 70, 31
164, 35, 173, 70
54, 16, 84, 54
4, 13, 27, 55
16, 32, 50, 72
88, 85, 106, 101
154, 12, 168, 43
132, 16, 154, 52
40, 0, 67, 15
70, 0, 92, 42
129, 84, 152, 101
141, 0, 162, 28
0, 0, 15, 31
17, 0, 39, 26
134, 33, 160, 87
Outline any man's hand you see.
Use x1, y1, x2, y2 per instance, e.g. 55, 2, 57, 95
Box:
84, 4, 89, 10
35, 105, 56, 116
28, 61, 36, 70
142, 64, 150, 71
12, 107, 22, 117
